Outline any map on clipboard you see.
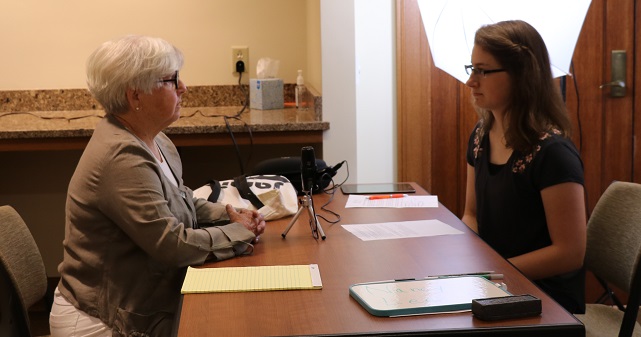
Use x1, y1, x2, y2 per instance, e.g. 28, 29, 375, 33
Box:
349, 276, 511, 317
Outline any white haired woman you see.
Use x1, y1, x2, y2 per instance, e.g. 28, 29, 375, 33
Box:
49, 35, 265, 336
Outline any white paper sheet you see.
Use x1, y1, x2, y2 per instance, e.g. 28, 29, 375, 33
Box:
342, 219, 464, 241
345, 195, 438, 208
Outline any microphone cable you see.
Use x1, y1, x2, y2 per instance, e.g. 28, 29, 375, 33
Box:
179, 71, 254, 175
569, 61, 591, 219
570, 61, 582, 153
315, 160, 349, 225
223, 70, 253, 175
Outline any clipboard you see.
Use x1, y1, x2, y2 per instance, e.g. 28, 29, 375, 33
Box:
349, 276, 511, 317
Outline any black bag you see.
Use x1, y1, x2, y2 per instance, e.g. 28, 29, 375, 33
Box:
252, 157, 337, 195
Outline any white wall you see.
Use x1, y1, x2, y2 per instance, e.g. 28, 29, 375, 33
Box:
355, 0, 396, 182
321, 0, 396, 184
306, 0, 323, 91
0, 0, 320, 91
320, 0, 357, 182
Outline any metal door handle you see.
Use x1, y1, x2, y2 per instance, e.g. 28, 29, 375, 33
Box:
600, 50, 626, 97
599, 80, 625, 88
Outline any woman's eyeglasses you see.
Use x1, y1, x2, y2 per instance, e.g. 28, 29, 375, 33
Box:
465, 65, 506, 78
158, 71, 179, 89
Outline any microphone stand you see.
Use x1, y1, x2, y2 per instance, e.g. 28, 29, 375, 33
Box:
282, 189, 326, 240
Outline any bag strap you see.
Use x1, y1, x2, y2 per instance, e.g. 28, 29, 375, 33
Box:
233, 175, 265, 209
206, 180, 222, 203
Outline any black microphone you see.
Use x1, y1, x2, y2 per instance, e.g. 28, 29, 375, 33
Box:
300, 146, 317, 193
318, 161, 343, 178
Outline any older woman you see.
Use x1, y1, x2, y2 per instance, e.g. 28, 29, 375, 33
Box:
49, 35, 265, 336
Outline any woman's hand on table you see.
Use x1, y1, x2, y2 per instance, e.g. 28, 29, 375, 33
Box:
226, 204, 266, 242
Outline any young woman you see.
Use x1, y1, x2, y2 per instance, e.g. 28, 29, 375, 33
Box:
461, 20, 586, 314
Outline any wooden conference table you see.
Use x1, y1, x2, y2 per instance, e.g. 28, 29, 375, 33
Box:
173, 182, 584, 336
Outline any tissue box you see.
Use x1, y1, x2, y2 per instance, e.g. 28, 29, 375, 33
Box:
250, 78, 284, 110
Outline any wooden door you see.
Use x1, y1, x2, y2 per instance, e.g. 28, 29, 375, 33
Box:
396, 0, 637, 304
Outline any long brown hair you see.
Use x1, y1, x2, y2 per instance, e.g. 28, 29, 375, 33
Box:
474, 20, 571, 152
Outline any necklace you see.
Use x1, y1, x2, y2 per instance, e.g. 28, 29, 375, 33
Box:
114, 114, 135, 133
113, 114, 163, 162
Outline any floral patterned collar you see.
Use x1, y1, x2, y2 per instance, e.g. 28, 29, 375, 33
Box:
473, 127, 562, 173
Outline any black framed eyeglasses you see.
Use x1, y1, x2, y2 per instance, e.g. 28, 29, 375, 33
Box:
158, 71, 179, 89
465, 65, 506, 77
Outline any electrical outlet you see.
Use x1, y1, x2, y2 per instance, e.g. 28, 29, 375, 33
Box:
232, 46, 249, 73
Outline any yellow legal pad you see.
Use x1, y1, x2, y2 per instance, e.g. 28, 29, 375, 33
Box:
181, 264, 323, 294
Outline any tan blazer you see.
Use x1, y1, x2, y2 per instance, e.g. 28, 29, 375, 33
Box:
57, 114, 254, 336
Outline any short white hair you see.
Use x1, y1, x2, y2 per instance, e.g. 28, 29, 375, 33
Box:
86, 35, 184, 114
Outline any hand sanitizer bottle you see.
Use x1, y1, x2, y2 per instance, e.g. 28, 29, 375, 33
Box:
295, 70, 307, 111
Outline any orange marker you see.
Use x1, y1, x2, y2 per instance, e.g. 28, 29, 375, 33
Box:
367, 194, 408, 200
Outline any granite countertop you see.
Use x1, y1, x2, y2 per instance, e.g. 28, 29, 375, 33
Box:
0, 85, 326, 145
0, 106, 328, 140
